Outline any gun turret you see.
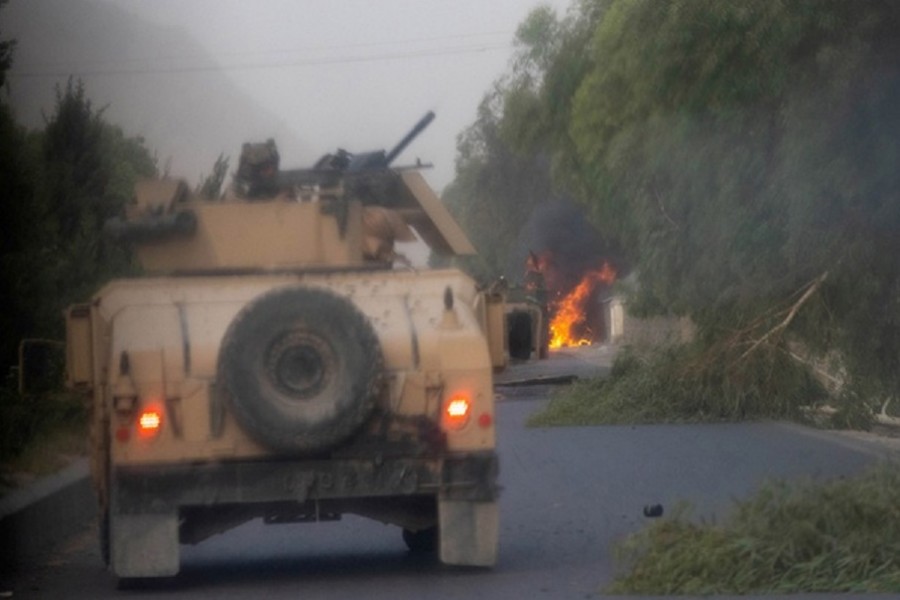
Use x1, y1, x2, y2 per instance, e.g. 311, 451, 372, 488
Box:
347, 110, 436, 171
276, 111, 435, 204
306, 111, 434, 173
384, 110, 435, 166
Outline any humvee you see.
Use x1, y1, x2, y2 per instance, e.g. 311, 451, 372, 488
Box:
65, 113, 506, 580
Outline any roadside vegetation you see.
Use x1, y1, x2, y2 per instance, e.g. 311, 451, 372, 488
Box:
607, 463, 900, 594
0, 0, 898, 591
444, 1, 900, 593
448, 0, 900, 430
529, 343, 826, 427
0, 0, 157, 480
0, 384, 87, 491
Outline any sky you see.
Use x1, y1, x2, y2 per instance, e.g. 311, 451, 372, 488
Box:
81, 0, 574, 190
4, 0, 571, 265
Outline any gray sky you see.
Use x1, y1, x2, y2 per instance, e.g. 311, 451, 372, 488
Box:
5, 0, 571, 265
88, 0, 572, 190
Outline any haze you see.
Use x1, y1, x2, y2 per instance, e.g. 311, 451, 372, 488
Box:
4, 0, 570, 191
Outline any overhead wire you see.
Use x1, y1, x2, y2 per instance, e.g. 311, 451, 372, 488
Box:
9, 32, 515, 79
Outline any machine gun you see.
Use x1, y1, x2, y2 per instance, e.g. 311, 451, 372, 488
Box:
275, 111, 436, 197
347, 110, 435, 171
107, 112, 439, 242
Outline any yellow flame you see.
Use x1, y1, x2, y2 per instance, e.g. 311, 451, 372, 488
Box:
548, 262, 616, 348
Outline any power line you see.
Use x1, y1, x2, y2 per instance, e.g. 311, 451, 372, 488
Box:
166, 29, 515, 63
12, 29, 514, 71
10, 37, 514, 79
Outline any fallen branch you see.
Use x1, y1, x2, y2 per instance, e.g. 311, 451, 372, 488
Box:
653, 189, 680, 229
738, 271, 829, 361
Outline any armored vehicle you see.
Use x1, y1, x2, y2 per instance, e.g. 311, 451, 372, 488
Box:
65, 113, 506, 580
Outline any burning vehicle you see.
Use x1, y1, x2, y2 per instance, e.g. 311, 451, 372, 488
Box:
506, 202, 621, 360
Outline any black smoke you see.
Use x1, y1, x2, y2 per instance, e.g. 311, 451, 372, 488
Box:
508, 200, 626, 296
508, 200, 628, 344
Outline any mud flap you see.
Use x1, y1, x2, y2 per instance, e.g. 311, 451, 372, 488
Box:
438, 500, 498, 567
110, 512, 180, 578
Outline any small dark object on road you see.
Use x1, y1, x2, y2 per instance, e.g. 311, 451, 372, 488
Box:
643, 504, 664, 518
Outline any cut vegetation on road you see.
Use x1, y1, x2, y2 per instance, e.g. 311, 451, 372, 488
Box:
528, 344, 823, 427
607, 463, 900, 595
527, 345, 900, 594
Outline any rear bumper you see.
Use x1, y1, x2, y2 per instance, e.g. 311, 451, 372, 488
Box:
111, 452, 498, 513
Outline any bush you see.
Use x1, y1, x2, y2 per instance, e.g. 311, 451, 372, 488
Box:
0, 377, 87, 463
608, 463, 900, 594
529, 342, 825, 426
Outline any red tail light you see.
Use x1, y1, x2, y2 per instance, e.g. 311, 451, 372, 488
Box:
444, 394, 471, 430
137, 405, 163, 439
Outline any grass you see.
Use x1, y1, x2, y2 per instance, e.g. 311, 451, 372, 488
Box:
607, 463, 900, 594
0, 423, 88, 491
526, 343, 899, 593
529, 343, 825, 427
0, 382, 89, 495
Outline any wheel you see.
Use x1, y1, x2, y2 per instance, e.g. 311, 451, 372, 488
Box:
403, 526, 438, 554
219, 285, 383, 454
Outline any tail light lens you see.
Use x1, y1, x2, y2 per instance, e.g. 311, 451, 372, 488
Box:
444, 394, 471, 430
137, 404, 164, 439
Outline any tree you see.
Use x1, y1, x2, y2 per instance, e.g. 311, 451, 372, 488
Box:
441, 87, 562, 282
447, 0, 900, 422
566, 0, 900, 419
502, 1, 611, 193
196, 153, 229, 200
440, 3, 605, 282
0, 78, 157, 370
39, 80, 157, 308
0, 6, 45, 372
0, 0, 13, 89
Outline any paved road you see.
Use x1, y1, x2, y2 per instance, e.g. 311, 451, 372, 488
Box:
4, 348, 898, 599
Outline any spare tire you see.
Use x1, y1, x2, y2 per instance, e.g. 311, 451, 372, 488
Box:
218, 285, 383, 454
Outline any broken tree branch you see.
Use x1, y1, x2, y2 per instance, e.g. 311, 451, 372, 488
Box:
653, 188, 680, 229
738, 271, 829, 361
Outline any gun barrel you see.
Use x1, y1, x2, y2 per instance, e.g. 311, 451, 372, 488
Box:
383, 111, 435, 166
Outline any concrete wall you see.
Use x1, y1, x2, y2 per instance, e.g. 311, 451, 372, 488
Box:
604, 297, 694, 347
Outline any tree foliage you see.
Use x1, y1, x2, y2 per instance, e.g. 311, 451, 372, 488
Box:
0, 77, 157, 371
448, 0, 900, 421
571, 0, 900, 415
196, 152, 229, 200
441, 88, 561, 281
0, 6, 157, 462
0, 0, 13, 90
441, 1, 608, 281
609, 464, 900, 594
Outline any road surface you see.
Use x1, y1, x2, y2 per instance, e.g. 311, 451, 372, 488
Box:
3, 346, 897, 598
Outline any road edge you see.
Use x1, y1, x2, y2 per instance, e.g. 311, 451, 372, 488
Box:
0, 458, 93, 571
773, 422, 900, 459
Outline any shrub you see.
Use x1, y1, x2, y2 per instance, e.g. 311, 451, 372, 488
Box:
529, 342, 824, 426
608, 463, 900, 594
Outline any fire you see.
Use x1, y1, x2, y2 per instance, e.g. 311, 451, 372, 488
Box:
548, 262, 616, 348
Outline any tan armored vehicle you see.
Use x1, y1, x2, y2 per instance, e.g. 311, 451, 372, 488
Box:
65, 113, 506, 580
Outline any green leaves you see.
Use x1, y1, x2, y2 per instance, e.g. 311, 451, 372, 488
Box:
0, 0, 14, 89
443, 2, 607, 281
549, 0, 900, 413
442, 87, 561, 281
0, 78, 157, 369
447, 0, 900, 416
608, 464, 900, 594
529, 340, 823, 427
196, 153, 230, 200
